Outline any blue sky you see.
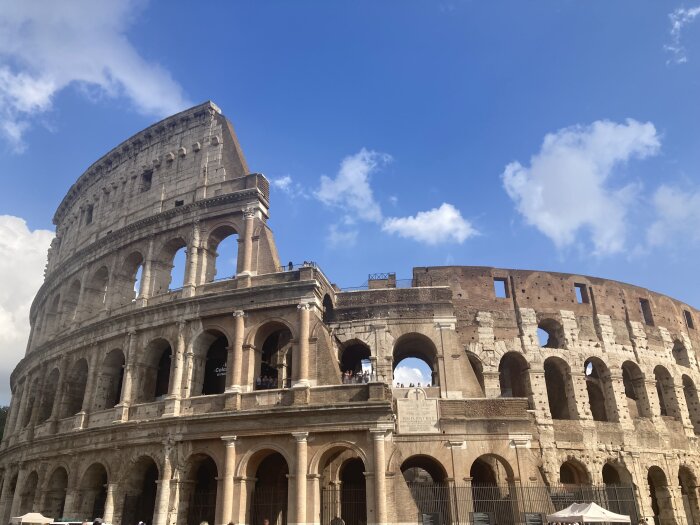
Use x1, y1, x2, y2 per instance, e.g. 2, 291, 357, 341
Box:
1, 1, 700, 399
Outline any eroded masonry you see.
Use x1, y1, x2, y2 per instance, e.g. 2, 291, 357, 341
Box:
1, 102, 699, 525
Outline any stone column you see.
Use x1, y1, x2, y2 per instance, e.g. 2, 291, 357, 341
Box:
308, 474, 321, 525
116, 331, 137, 422
370, 430, 387, 525
102, 483, 116, 522
4, 386, 22, 439
153, 447, 172, 525
81, 352, 100, 413
293, 432, 308, 525
10, 466, 27, 518
295, 303, 312, 388
13, 379, 32, 435
183, 220, 201, 297
221, 436, 237, 524
0, 466, 16, 523
240, 208, 256, 276
227, 311, 245, 393
165, 322, 187, 417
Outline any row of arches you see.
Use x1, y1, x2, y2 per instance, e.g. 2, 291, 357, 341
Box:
496, 352, 700, 430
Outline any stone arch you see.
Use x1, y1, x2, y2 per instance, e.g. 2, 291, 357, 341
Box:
322, 293, 334, 323
60, 358, 88, 418
151, 236, 188, 295
139, 338, 173, 402
584, 357, 618, 422
683, 375, 700, 434
602, 461, 633, 485
204, 223, 239, 282
654, 365, 681, 419
252, 321, 294, 390
310, 441, 369, 476
120, 455, 159, 525
113, 251, 145, 307
673, 339, 691, 368
622, 361, 651, 418
78, 462, 108, 520
470, 454, 517, 524
499, 352, 530, 398
191, 329, 228, 396
315, 443, 367, 525
19, 470, 39, 514
21, 377, 40, 427
544, 356, 577, 420
44, 293, 61, 334
679, 465, 700, 525
61, 279, 81, 327
42, 466, 68, 518
647, 465, 675, 524
538, 318, 565, 349
470, 453, 516, 484
401, 455, 449, 483
340, 340, 371, 378
179, 453, 218, 525
246, 449, 290, 525
82, 265, 109, 315
94, 349, 125, 411
238, 444, 293, 479
400, 455, 452, 525
393, 333, 440, 387
37, 367, 60, 423
466, 351, 485, 395
559, 459, 590, 484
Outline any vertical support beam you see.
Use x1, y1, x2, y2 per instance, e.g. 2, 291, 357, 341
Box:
308, 474, 320, 525
294, 303, 312, 388
183, 220, 201, 297
0, 466, 16, 524
370, 430, 387, 525
9, 466, 27, 518
164, 321, 187, 416
115, 330, 137, 422
239, 207, 256, 276
102, 483, 116, 523
5, 384, 23, 438
153, 446, 172, 525
221, 436, 237, 525
13, 380, 31, 436
139, 236, 155, 303
227, 311, 246, 392
293, 432, 309, 525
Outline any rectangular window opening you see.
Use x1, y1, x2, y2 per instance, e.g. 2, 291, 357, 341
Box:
174, 199, 184, 207
640, 298, 654, 326
85, 205, 93, 225
574, 283, 589, 304
684, 309, 695, 330
141, 170, 153, 192
493, 277, 509, 299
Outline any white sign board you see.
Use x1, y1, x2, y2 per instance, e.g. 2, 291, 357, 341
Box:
397, 388, 440, 434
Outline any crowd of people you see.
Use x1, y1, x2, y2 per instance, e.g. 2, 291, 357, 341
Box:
255, 376, 279, 390
394, 381, 431, 388
342, 370, 372, 384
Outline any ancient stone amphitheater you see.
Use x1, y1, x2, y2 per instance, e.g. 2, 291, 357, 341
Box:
0, 101, 698, 525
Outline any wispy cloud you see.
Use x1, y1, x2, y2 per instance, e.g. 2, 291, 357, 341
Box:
271, 175, 308, 198
0, 216, 54, 403
665, 6, 700, 64
647, 184, 700, 247
382, 203, 478, 245
0, 1, 190, 151
502, 119, 660, 255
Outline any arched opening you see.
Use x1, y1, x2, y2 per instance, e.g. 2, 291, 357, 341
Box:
45, 294, 61, 334
499, 352, 529, 398
255, 323, 293, 390
248, 451, 289, 525
538, 318, 565, 349
82, 266, 109, 315
601, 463, 637, 519
584, 357, 618, 422
21, 379, 39, 428
647, 466, 675, 525
340, 341, 371, 383
42, 467, 67, 519
683, 375, 700, 434
152, 238, 188, 295
544, 357, 576, 420
61, 279, 81, 326
113, 252, 144, 306
318, 446, 367, 525
393, 334, 439, 387
60, 359, 88, 418
37, 368, 59, 423
322, 294, 334, 323
78, 463, 108, 521
470, 455, 516, 524
679, 466, 700, 525
94, 349, 125, 411
339, 459, 366, 525
622, 361, 651, 419
602, 464, 621, 485
121, 457, 158, 525
140, 339, 172, 402
673, 340, 691, 368
559, 460, 590, 485
19, 471, 38, 515
191, 331, 228, 396
467, 352, 485, 395
205, 225, 238, 281
401, 456, 451, 525
182, 455, 218, 525
654, 366, 680, 419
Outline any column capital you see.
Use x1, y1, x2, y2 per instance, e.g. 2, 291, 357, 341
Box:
370, 428, 389, 440
292, 431, 309, 442
233, 310, 246, 318
298, 302, 314, 311
222, 435, 237, 445
243, 206, 257, 219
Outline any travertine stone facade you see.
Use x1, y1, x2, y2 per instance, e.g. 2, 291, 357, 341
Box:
1, 102, 700, 525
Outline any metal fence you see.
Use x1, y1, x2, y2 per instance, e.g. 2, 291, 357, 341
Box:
250, 486, 288, 525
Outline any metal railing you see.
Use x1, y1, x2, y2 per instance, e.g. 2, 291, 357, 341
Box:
277, 261, 318, 272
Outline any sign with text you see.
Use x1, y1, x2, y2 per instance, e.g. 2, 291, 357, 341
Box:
397, 388, 440, 434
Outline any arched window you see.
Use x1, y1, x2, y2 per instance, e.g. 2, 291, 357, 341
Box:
467, 352, 485, 396
140, 339, 172, 402
401, 456, 451, 525
544, 357, 577, 420
113, 252, 144, 307
60, 359, 88, 417
470, 455, 516, 523
673, 340, 691, 368
61, 279, 81, 326
679, 466, 700, 525
37, 368, 60, 423
44, 294, 61, 335
255, 323, 293, 390
78, 463, 108, 520
185, 455, 218, 525
121, 457, 158, 525
654, 366, 680, 419
499, 352, 529, 398
537, 318, 565, 349
340, 341, 371, 382
584, 357, 618, 422
191, 331, 228, 396
393, 333, 438, 387
560, 460, 590, 484
152, 238, 187, 295
322, 294, 334, 323
83, 266, 109, 315
248, 451, 289, 525
19, 471, 38, 514
204, 225, 238, 281
94, 349, 125, 411
683, 375, 700, 435
622, 361, 651, 419
648, 466, 675, 524
42, 467, 67, 519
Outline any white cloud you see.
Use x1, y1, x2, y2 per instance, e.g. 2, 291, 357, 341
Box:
502, 119, 660, 255
327, 224, 358, 248
647, 184, 700, 246
272, 175, 308, 198
0, 216, 54, 404
393, 361, 432, 386
0, 1, 190, 151
382, 203, 477, 245
272, 175, 293, 192
315, 148, 391, 223
666, 6, 700, 64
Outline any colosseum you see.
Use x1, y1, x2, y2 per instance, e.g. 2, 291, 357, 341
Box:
0, 101, 699, 525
